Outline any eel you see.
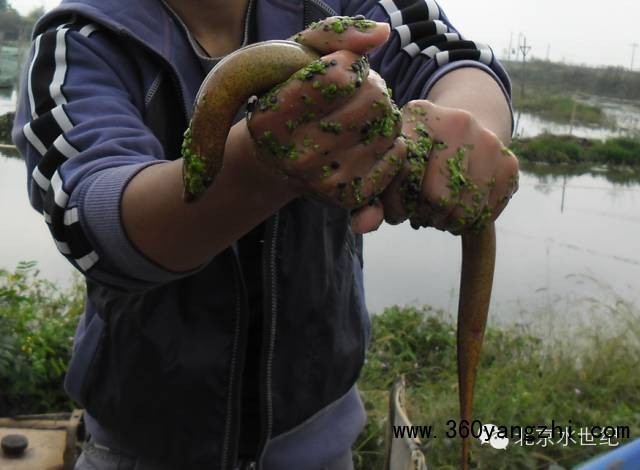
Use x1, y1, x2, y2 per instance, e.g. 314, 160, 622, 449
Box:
181, 37, 495, 470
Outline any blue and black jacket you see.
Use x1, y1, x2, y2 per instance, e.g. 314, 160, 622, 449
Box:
12, 0, 511, 468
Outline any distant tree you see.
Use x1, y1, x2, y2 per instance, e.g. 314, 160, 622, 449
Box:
0, 5, 42, 41
0, 7, 23, 40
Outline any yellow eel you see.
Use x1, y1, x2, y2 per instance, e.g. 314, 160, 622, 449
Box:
181, 38, 495, 470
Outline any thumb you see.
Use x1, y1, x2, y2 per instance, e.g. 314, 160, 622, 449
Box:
292, 16, 391, 55
351, 202, 385, 234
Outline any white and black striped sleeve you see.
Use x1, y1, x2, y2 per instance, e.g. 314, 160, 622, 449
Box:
13, 20, 182, 290
344, 0, 512, 111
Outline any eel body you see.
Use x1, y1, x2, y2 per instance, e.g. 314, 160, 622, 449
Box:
182, 39, 495, 470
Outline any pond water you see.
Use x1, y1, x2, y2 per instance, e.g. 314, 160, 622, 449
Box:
515, 96, 640, 140
1, 91, 639, 331
364, 168, 640, 331
2, 152, 639, 330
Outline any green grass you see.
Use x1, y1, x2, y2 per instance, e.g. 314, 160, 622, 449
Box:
355, 304, 640, 469
511, 135, 640, 168
512, 94, 611, 127
2, 265, 638, 469
0, 261, 84, 415
0, 112, 13, 145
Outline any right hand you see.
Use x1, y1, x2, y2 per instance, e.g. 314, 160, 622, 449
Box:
247, 17, 406, 208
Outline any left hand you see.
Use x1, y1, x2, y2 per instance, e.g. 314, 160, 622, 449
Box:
353, 100, 519, 234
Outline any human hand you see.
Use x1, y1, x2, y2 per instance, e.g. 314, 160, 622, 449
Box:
247, 17, 407, 208
373, 100, 519, 234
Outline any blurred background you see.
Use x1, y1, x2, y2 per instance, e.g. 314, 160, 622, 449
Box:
0, 1, 638, 469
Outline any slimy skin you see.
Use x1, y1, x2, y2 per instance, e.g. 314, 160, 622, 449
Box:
458, 224, 495, 470
182, 41, 320, 200
181, 38, 495, 470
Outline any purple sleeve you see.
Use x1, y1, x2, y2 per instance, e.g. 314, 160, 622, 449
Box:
342, 0, 513, 130
12, 21, 198, 291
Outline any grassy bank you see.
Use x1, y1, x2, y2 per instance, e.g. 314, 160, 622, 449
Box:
0, 262, 84, 415
354, 305, 640, 469
512, 94, 611, 127
1, 266, 638, 468
511, 135, 640, 167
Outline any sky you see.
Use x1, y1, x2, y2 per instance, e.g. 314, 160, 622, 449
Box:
8, 0, 640, 69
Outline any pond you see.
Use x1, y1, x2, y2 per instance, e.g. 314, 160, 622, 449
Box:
515, 96, 640, 140
363, 167, 640, 331
2, 152, 639, 331
1, 88, 639, 332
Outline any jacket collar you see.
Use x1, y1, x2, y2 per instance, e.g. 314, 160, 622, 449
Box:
33, 0, 320, 115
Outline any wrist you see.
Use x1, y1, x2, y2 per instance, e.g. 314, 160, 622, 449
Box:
425, 67, 512, 144
227, 120, 299, 206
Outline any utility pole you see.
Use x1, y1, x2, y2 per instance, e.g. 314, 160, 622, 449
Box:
632, 43, 639, 71
519, 36, 531, 99
507, 32, 513, 61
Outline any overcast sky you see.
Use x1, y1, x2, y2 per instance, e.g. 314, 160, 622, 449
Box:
9, 0, 640, 69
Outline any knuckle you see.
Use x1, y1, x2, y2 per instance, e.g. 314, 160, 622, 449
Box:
423, 184, 449, 209
403, 100, 427, 116
506, 154, 520, 174
450, 109, 475, 131
391, 136, 408, 156
508, 151, 520, 169
330, 50, 359, 64
478, 128, 501, 151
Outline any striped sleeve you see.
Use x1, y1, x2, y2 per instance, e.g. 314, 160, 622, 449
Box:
12, 19, 184, 290
343, 0, 512, 120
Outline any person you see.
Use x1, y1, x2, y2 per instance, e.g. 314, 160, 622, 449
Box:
12, 0, 518, 469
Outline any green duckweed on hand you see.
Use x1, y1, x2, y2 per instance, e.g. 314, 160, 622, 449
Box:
378, 100, 520, 234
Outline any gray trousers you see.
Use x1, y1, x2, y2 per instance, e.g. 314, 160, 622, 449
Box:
74, 437, 354, 470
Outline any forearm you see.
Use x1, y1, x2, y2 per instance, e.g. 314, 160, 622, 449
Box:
425, 67, 512, 144
122, 120, 295, 272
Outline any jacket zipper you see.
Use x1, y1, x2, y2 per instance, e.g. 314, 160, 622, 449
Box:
304, 0, 338, 28
243, 0, 255, 45
256, 212, 280, 468
220, 275, 244, 470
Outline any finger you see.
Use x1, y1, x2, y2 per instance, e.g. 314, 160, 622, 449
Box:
292, 16, 391, 55
315, 140, 404, 208
379, 138, 423, 225
251, 52, 369, 142
379, 176, 406, 225
487, 147, 519, 221
402, 99, 440, 133
351, 201, 384, 234
407, 198, 437, 230
293, 70, 393, 156
491, 170, 519, 222
420, 141, 471, 229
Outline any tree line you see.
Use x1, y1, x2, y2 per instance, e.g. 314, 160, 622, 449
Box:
504, 59, 640, 102
0, 1, 44, 42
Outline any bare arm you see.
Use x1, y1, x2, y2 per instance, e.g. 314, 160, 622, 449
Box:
426, 67, 512, 144
122, 121, 293, 272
